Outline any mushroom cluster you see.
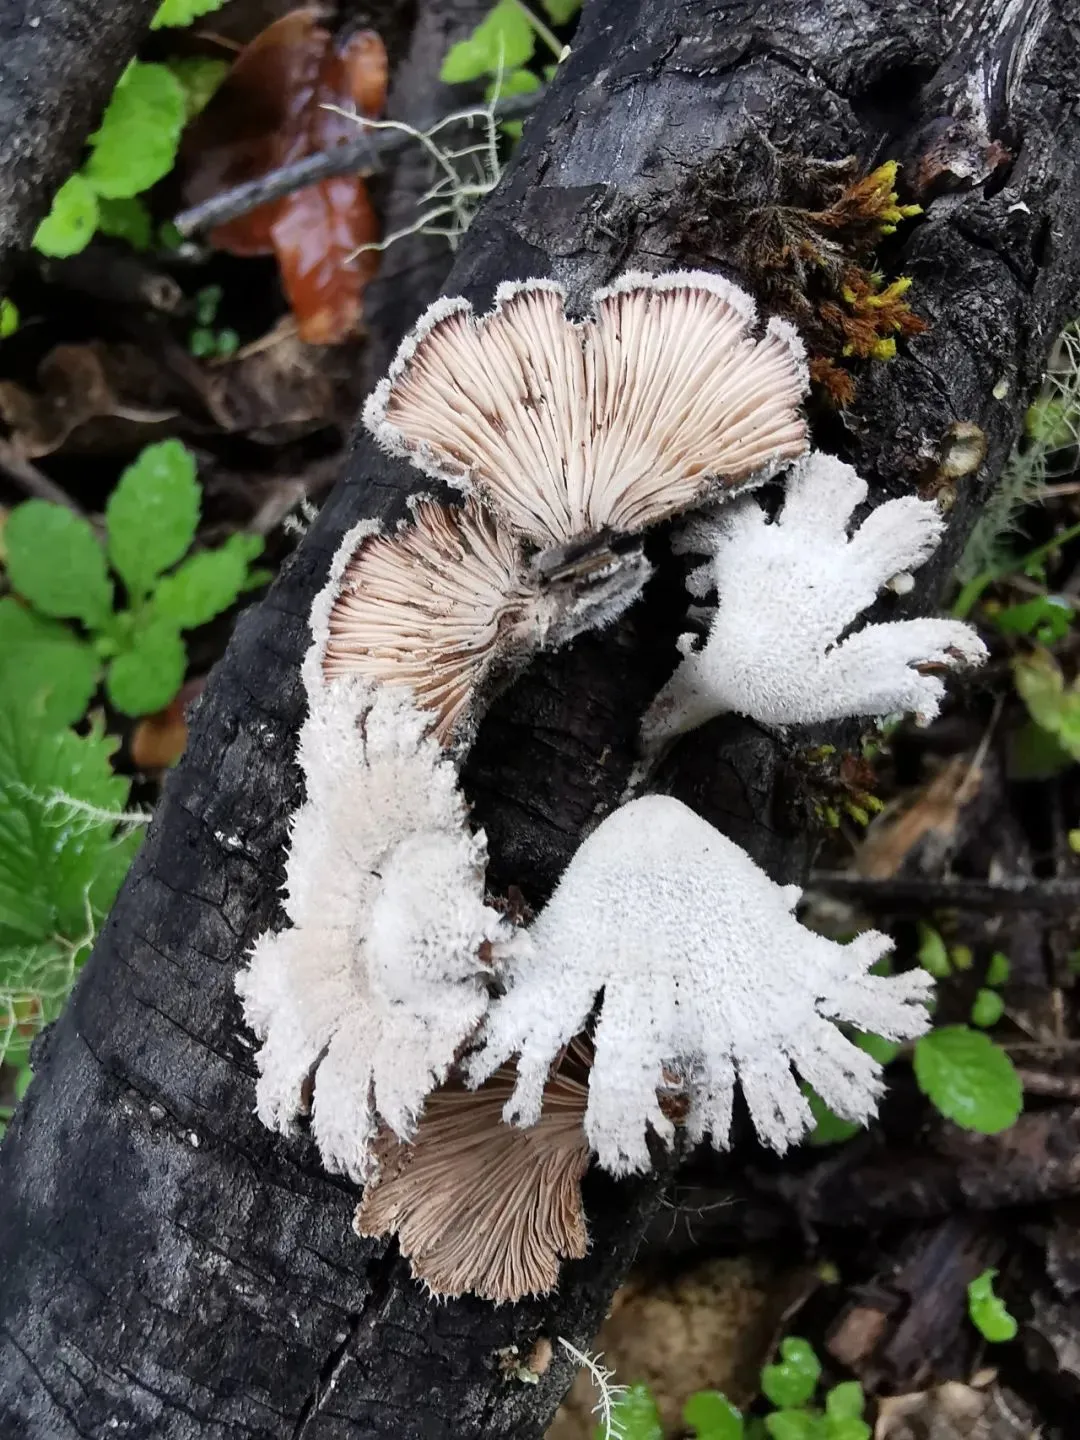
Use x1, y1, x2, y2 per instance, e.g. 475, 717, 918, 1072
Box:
238, 268, 985, 1302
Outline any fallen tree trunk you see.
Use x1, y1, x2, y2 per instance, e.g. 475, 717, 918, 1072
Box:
2, 0, 1080, 1437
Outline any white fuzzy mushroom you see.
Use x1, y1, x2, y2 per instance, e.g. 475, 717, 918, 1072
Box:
363, 270, 809, 547
237, 677, 507, 1182
309, 499, 651, 745
468, 794, 933, 1176
641, 452, 988, 748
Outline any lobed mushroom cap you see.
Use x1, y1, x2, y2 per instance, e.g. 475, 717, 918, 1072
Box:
364, 270, 810, 547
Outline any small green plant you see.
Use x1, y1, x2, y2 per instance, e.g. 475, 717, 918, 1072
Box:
188, 284, 240, 360
33, 19, 228, 260
1, 440, 266, 722
602, 1341, 869, 1440
0, 298, 18, 338
441, 0, 578, 133
0, 697, 145, 1132
967, 1268, 1018, 1343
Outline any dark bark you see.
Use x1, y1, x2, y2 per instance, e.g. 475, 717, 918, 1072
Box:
2, 1, 1080, 1437
0, 0, 159, 281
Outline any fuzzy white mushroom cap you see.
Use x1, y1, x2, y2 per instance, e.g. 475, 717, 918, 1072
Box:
363, 271, 809, 547
309, 499, 651, 745
237, 677, 507, 1182
468, 794, 933, 1176
641, 452, 988, 748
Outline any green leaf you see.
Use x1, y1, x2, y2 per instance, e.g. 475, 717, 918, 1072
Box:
105, 620, 187, 716
441, 0, 536, 83
539, 0, 581, 21
32, 173, 100, 257
0, 700, 135, 949
0, 298, 19, 337
914, 1026, 1022, 1133
1006, 718, 1076, 780
194, 284, 223, 326
105, 440, 201, 602
152, 533, 264, 629
968, 1268, 1018, 1343
96, 195, 153, 251
165, 56, 229, 117
994, 594, 1073, 644
804, 1086, 862, 1146
760, 1339, 821, 1410
970, 988, 1005, 1029
824, 1384, 863, 1422
1012, 648, 1080, 761
764, 1413, 821, 1440
916, 921, 952, 979
4, 501, 113, 628
151, 0, 227, 27
0, 599, 100, 728
824, 1421, 869, 1440
986, 951, 1011, 988
594, 1384, 663, 1440
684, 1390, 744, 1439
84, 62, 186, 199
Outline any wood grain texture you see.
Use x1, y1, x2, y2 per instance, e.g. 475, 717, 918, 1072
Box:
2, 0, 1080, 1435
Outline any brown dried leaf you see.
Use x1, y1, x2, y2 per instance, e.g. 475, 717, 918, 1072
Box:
182, 11, 387, 343
0, 344, 177, 458
855, 756, 983, 880
875, 1382, 1036, 1440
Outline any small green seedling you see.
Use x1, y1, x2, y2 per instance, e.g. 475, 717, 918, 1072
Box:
968, 1268, 1018, 1343
188, 285, 240, 359
1, 440, 266, 722
441, 0, 579, 133
0, 298, 18, 337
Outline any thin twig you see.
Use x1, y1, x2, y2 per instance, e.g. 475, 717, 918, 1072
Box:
173, 90, 547, 238
0, 438, 83, 513
808, 871, 1080, 914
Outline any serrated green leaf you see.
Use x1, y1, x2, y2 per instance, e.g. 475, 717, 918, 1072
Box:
0, 298, 19, 337
84, 62, 186, 199
1012, 648, 1080, 761
441, 0, 536, 83
824, 1384, 863, 1421
96, 195, 153, 251
970, 988, 1005, 1029
152, 532, 264, 630
761, 1339, 821, 1410
764, 1412, 821, 1440
106, 620, 187, 716
0, 700, 133, 947
968, 1268, 1018, 1343
105, 440, 201, 602
914, 1026, 1022, 1133
684, 1389, 744, 1439
539, 0, 581, 21
4, 501, 112, 628
0, 598, 100, 728
166, 56, 229, 118
32, 173, 100, 257
151, 0, 227, 27
595, 1384, 663, 1440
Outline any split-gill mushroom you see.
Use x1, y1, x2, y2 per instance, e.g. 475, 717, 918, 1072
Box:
641, 451, 988, 751
363, 270, 810, 547
469, 793, 934, 1177
313, 498, 652, 745
356, 1041, 592, 1303
236, 677, 506, 1181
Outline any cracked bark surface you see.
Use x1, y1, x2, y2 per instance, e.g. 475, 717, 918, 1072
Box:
2, 0, 1080, 1436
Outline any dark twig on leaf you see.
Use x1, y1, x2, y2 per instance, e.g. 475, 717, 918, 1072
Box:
173, 90, 547, 238
0, 438, 84, 514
